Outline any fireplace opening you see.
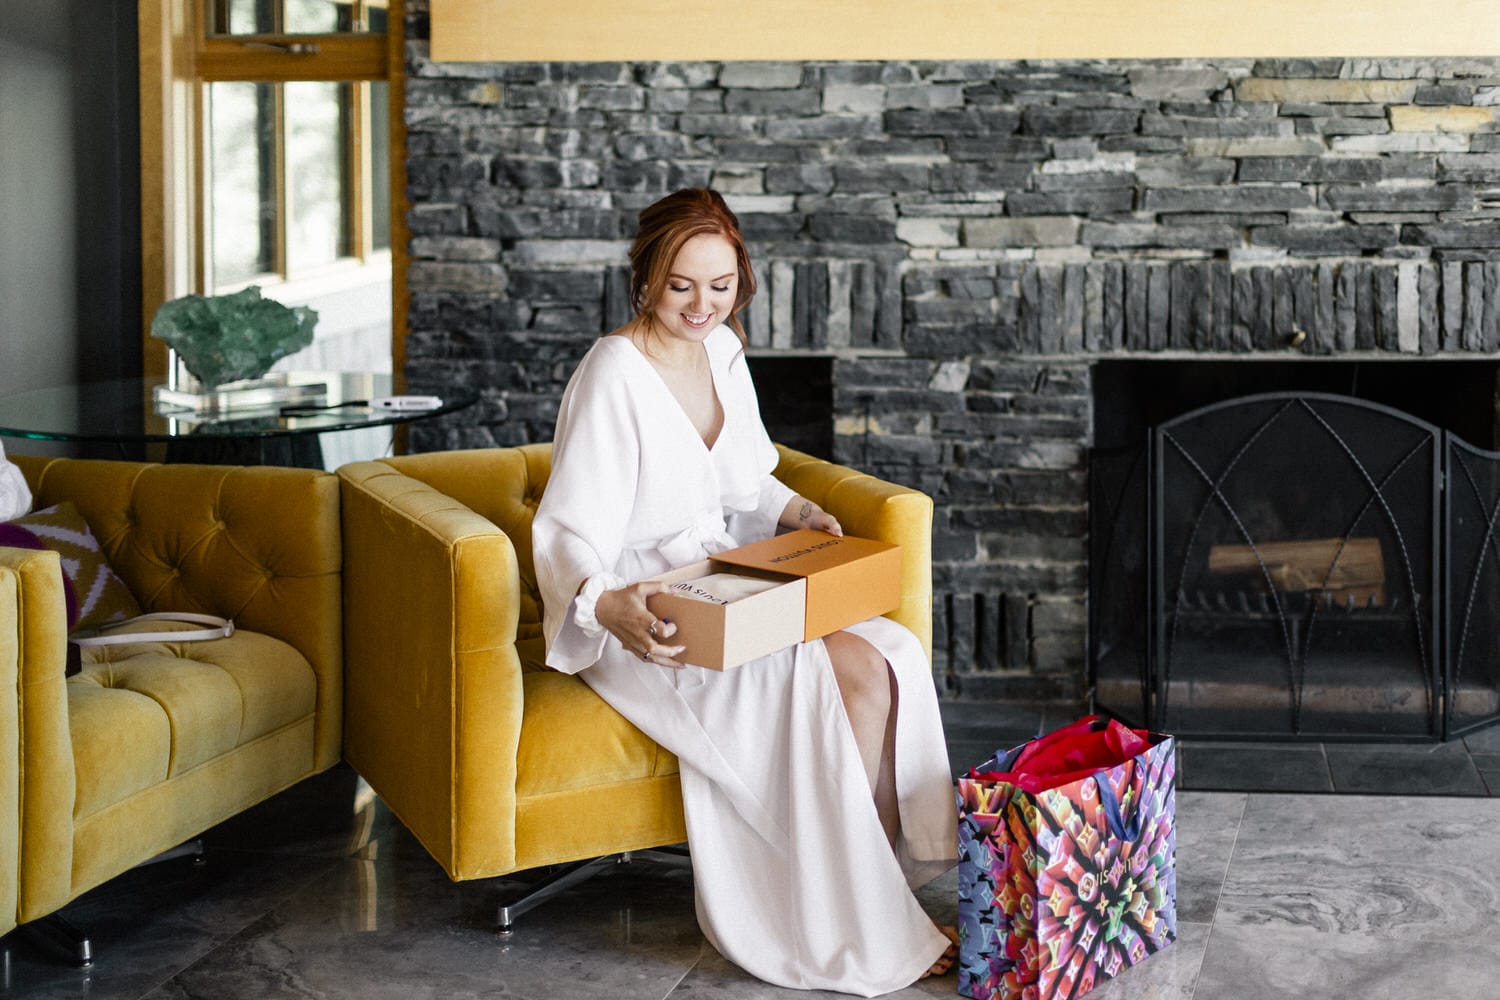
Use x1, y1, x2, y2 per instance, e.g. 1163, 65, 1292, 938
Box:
1092, 359, 1500, 452
1090, 360, 1500, 742
746, 354, 834, 462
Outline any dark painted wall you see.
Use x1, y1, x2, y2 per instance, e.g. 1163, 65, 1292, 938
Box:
0, 0, 140, 404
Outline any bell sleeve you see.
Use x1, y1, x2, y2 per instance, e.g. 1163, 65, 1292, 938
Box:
533, 344, 641, 673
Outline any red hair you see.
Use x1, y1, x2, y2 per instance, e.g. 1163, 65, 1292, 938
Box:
629, 188, 757, 344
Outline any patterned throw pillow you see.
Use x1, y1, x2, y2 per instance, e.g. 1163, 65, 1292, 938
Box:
0, 501, 142, 632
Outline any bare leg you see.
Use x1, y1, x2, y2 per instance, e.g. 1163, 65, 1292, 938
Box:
826, 632, 955, 977
824, 631, 900, 847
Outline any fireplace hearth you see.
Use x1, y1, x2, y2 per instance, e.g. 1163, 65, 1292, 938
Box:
1092, 380, 1500, 742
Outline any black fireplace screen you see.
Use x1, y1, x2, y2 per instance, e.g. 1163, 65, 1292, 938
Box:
1091, 392, 1500, 741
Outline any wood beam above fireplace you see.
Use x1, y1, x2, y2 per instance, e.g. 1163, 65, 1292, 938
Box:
431, 0, 1500, 62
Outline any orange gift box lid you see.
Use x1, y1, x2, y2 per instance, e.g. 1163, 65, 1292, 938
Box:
712, 529, 903, 641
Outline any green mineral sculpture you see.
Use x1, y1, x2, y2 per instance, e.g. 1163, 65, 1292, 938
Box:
150, 286, 318, 390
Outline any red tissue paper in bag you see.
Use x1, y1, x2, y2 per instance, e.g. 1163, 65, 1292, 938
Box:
956, 715, 1177, 1000
968, 716, 1154, 792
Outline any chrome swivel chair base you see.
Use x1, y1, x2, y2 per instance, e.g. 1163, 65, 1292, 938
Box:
19, 913, 93, 968
495, 844, 691, 936
13, 837, 206, 967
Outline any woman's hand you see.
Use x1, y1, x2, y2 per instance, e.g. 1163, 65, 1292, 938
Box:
594, 581, 687, 669
780, 495, 843, 537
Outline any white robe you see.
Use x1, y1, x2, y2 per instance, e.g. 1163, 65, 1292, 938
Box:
533, 327, 956, 996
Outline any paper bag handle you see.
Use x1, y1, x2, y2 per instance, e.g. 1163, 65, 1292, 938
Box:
1092, 772, 1141, 841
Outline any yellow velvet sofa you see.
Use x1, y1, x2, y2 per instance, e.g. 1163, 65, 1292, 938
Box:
0, 456, 343, 948
337, 443, 933, 925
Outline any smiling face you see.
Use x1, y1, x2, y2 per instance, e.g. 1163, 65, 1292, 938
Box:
628, 189, 757, 347
647, 232, 740, 345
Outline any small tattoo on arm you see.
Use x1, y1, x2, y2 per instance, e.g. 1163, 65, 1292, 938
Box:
798, 501, 813, 522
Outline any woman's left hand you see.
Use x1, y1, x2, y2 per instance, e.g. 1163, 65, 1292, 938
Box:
804, 508, 842, 536
780, 496, 843, 537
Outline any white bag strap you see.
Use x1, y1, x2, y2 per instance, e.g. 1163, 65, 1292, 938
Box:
71, 612, 235, 647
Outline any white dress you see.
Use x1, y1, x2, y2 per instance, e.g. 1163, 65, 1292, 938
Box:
533, 327, 956, 996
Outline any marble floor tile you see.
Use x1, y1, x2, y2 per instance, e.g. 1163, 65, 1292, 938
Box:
669, 945, 961, 1000
1083, 921, 1211, 1000
1178, 742, 1334, 794
0, 849, 338, 1000
1461, 720, 1500, 753
1324, 740, 1487, 796
1194, 794, 1500, 999
198, 766, 400, 860
13, 755, 1500, 1000
1470, 752, 1500, 794
1172, 792, 1246, 925
145, 840, 707, 1000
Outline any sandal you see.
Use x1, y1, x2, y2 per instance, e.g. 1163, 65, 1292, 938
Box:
922, 925, 960, 979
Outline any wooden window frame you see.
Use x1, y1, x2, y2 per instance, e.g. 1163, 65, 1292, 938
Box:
138, 0, 408, 382
204, 78, 375, 290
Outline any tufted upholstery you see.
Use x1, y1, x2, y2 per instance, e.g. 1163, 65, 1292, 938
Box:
0, 456, 342, 935
337, 443, 933, 883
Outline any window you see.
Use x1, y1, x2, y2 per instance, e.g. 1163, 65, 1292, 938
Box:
205, 0, 382, 36
139, 0, 400, 378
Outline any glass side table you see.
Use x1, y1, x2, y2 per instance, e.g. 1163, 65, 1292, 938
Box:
0, 372, 479, 468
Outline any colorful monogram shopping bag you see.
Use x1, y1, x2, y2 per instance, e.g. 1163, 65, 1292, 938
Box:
956, 716, 1177, 1000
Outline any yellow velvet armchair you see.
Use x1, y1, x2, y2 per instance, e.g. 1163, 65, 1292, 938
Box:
337, 443, 933, 928
0, 456, 343, 954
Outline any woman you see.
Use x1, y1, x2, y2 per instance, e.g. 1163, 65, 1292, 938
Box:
532, 188, 957, 995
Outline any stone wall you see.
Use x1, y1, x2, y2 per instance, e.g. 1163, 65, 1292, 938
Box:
401, 2, 1500, 701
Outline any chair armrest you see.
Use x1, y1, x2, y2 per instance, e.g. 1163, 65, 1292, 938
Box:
774, 446, 935, 662
17, 457, 344, 769
0, 546, 77, 923
338, 460, 527, 876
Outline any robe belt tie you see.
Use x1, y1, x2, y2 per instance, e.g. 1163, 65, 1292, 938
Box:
639, 509, 737, 569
